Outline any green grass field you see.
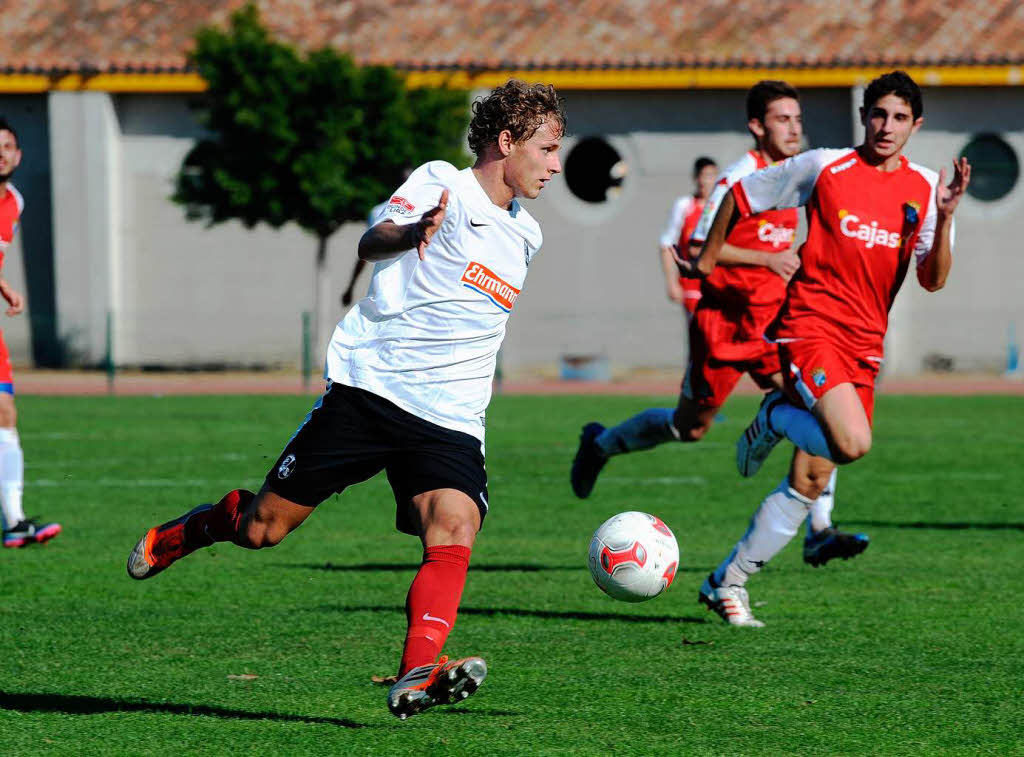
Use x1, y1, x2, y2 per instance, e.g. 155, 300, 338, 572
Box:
1, 392, 1022, 755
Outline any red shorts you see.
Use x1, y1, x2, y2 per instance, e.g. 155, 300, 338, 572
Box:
0, 332, 12, 391
780, 338, 880, 424
683, 304, 780, 408
680, 276, 702, 316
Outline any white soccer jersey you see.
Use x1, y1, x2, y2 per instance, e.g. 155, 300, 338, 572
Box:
658, 195, 696, 247
325, 161, 543, 447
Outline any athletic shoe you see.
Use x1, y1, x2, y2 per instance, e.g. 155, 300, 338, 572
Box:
2, 518, 62, 548
698, 574, 765, 628
571, 422, 608, 499
387, 655, 487, 720
804, 526, 869, 567
736, 390, 786, 478
126, 504, 213, 580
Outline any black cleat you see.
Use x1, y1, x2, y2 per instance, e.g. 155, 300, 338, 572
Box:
570, 422, 608, 499
803, 527, 869, 567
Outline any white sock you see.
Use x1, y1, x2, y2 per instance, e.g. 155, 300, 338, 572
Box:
807, 467, 839, 535
714, 477, 812, 587
771, 403, 833, 460
0, 427, 25, 529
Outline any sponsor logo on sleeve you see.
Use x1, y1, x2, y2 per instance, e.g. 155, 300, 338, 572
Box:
838, 209, 901, 250
461, 261, 521, 312
386, 195, 416, 216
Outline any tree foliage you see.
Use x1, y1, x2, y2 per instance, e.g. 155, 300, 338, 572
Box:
174, 4, 470, 242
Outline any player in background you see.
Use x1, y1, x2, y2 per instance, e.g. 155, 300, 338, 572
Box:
0, 119, 61, 549
659, 156, 717, 316
688, 71, 970, 626
126, 81, 566, 718
340, 168, 414, 307
572, 83, 866, 605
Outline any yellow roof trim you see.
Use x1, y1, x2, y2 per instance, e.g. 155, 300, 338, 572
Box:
0, 65, 1020, 93
403, 65, 1024, 89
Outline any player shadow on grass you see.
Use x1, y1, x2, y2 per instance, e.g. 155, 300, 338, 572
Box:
317, 605, 709, 624
0, 691, 372, 729
294, 562, 708, 574
844, 520, 1024, 531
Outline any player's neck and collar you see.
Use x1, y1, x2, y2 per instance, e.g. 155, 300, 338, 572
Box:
855, 144, 907, 174
471, 161, 517, 213
752, 144, 788, 167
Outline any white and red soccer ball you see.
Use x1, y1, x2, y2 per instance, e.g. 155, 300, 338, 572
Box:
588, 511, 679, 602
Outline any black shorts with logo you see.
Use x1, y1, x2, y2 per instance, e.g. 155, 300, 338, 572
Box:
265, 382, 489, 535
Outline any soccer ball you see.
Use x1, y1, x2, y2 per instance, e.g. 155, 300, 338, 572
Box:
587, 511, 679, 603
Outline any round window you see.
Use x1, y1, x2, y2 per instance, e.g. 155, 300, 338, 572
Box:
959, 133, 1018, 202
564, 136, 627, 204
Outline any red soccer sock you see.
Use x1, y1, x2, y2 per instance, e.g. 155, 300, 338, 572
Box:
184, 489, 254, 546
399, 544, 472, 676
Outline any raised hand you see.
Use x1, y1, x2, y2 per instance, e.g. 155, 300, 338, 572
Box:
936, 157, 971, 218
412, 189, 449, 260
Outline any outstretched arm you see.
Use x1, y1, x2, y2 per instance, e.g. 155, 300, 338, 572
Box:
0, 277, 24, 317
359, 189, 449, 262
918, 158, 971, 292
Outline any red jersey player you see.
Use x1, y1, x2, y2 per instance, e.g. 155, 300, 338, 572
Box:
0, 118, 61, 549
572, 83, 801, 502
575, 83, 869, 563
658, 156, 717, 316
689, 71, 970, 626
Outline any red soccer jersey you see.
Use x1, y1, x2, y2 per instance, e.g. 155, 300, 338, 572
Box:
0, 183, 24, 270
691, 151, 799, 334
732, 148, 943, 358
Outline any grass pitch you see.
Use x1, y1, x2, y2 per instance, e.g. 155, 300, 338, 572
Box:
1, 392, 1022, 755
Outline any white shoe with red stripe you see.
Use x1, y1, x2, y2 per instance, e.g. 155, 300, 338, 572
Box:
698, 575, 765, 628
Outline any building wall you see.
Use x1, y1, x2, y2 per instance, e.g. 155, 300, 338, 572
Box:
17, 85, 1024, 376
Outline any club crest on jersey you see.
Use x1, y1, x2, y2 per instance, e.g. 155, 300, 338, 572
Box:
811, 367, 827, 387
277, 454, 296, 479
838, 209, 901, 250
461, 262, 521, 312
386, 195, 416, 216
903, 201, 920, 226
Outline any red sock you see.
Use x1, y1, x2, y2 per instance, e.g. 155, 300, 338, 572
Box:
185, 489, 253, 546
399, 544, 471, 676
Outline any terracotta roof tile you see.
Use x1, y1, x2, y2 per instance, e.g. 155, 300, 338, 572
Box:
0, 0, 1022, 73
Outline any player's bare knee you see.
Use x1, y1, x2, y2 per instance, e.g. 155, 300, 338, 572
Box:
790, 469, 825, 500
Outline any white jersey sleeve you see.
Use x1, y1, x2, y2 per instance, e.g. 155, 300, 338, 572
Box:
735, 149, 853, 216
690, 153, 758, 244
377, 161, 461, 229
907, 162, 954, 266
658, 196, 694, 247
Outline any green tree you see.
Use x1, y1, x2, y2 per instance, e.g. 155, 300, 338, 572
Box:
174, 4, 470, 351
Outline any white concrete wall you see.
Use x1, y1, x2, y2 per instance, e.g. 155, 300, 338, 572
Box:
36, 86, 1024, 376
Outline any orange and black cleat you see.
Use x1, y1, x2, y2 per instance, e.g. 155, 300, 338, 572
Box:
387, 655, 487, 720
126, 504, 213, 580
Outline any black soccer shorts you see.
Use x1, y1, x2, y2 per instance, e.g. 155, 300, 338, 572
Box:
264, 381, 489, 535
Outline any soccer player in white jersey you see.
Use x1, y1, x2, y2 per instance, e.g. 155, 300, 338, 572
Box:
0, 118, 61, 548
686, 71, 970, 626
126, 80, 566, 718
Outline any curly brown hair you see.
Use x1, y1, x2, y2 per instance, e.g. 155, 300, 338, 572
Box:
467, 80, 566, 156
